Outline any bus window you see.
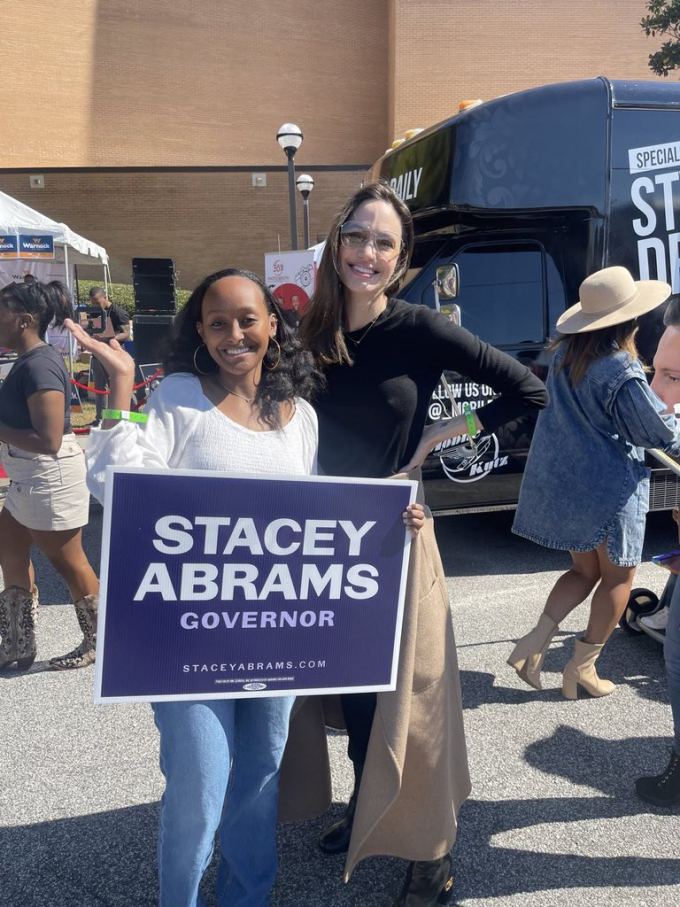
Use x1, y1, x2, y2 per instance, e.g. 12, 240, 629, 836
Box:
451, 242, 545, 347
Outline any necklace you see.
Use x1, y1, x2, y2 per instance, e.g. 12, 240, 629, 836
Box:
347, 312, 382, 346
215, 374, 255, 404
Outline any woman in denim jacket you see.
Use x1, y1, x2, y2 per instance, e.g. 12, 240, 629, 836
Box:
510, 267, 680, 699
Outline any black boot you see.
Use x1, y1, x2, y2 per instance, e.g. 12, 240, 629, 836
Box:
318, 787, 357, 854
393, 855, 454, 907
636, 750, 680, 807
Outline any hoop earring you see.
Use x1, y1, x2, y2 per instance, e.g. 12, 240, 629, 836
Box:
193, 343, 216, 376
264, 338, 281, 371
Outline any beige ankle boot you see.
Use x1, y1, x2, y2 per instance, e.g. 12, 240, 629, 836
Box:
562, 638, 615, 700
50, 593, 98, 670
507, 614, 559, 690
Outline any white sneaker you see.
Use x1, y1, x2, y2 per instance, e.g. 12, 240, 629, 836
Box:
639, 607, 669, 631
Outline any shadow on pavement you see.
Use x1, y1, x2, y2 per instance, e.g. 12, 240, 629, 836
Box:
0, 803, 159, 907
524, 725, 677, 800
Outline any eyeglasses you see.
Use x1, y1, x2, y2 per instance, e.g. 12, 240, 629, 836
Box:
339, 222, 403, 261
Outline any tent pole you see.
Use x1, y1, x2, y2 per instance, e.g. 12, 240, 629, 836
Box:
74, 265, 80, 306
62, 244, 69, 289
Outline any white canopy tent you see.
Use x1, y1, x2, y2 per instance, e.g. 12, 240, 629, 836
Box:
0, 189, 109, 292
0, 191, 109, 368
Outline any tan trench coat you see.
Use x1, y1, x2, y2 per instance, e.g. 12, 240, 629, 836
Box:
278, 503, 471, 881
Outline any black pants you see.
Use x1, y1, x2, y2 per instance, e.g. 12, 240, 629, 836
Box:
341, 691, 377, 787
91, 356, 109, 419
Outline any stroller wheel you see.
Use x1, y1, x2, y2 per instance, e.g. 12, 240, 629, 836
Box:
620, 588, 660, 635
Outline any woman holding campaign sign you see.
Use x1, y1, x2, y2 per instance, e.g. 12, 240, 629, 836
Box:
511, 267, 680, 700
0, 280, 99, 673
68, 266, 425, 907
295, 181, 548, 906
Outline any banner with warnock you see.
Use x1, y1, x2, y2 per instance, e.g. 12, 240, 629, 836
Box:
95, 469, 417, 702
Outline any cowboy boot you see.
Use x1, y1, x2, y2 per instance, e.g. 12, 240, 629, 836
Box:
393, 855, 455, 907
50, 593, 98, 671
561, 637, 615, 699
507, 613, 559, 690
14, 585, 39, 671
0, 586, 18, 670
636, 750, 680, 807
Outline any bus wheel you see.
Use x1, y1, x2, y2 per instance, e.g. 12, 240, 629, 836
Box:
619, 588, 660, 636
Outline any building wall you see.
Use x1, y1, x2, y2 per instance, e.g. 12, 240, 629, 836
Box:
389, 0, 667, 140
3, 0, 389, 167
0, 170, 362, 289
2, 0, 672, 291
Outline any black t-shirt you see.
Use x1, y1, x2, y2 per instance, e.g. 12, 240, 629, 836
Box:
0, 345, 71, 433
94, 302, 130, 342
315, 298, 548, 478
283, 309, 302, 330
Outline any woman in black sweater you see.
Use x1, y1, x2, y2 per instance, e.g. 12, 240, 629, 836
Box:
300, 181, 548, 906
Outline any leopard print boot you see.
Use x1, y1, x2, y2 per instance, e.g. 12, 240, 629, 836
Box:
13, 585, 39, 671
50, 594, 98, 670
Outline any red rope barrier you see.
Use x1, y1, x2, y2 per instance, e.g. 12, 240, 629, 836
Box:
70, 368, 163, 394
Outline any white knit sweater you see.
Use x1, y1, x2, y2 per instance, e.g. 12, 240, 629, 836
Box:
85, 372, 318, 503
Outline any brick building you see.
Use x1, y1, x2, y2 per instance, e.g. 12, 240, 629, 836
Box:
0, 0, 667, 289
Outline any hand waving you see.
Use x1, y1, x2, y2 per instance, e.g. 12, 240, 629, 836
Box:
64, 318, 135, 381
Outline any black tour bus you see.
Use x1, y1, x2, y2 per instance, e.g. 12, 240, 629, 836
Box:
367, 77, 680, 514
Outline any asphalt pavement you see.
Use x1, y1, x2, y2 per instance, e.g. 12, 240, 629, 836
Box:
1, 494, 679, 907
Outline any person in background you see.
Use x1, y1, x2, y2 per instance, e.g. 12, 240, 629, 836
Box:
68, 267, 425, 907
0, 281, 99, 672
283, 295, 302, 331
636, 295, 680, 806
295, 181, 548, 907
510, 268, 680, 700
88, 286, 131, 426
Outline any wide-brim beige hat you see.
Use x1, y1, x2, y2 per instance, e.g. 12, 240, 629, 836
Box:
556, 266, 670, 335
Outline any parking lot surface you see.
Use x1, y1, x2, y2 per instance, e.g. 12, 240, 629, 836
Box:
1, 498, 679, 906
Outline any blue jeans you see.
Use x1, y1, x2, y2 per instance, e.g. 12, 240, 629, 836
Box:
665, 575, 680, 754
152, 696, 294, 907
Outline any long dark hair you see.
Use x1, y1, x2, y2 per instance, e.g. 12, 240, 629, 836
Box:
300, 181, 414, 366
0, 280, 74, 338
554, 319, 639, 386
164, 268, 322, 429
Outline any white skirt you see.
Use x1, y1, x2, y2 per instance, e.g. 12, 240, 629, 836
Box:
0, 433, 90, 531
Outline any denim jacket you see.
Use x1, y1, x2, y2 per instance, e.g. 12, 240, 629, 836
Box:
513, 346, 680, 566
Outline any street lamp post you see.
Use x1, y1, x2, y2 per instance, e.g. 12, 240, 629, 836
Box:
296, 173, 314, 249
276, 123, 303, 251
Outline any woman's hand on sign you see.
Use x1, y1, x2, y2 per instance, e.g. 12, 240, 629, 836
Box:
403, 503, 426, 538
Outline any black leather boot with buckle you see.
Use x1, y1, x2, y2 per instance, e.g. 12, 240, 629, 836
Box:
636, 750, 680, 807
393, 855, 454, 907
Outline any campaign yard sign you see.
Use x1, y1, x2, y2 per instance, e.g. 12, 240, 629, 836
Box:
96, 469, 417, 702
18, 234, 54, 259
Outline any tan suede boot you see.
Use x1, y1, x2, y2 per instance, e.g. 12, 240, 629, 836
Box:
50, 593, 98, 670
507, 613, 559, 690
561, 637, 616, 700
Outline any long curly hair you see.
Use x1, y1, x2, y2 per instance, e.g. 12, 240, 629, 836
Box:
300, 181, 414, 367
163, 268, 322, 428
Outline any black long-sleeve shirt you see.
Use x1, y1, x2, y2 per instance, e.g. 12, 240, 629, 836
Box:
316, 298, 549, 478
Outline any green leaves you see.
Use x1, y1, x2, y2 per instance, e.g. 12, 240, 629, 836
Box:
642, 0, 680, 76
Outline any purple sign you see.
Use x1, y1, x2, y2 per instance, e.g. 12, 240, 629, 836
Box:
95, 469, 417, 702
